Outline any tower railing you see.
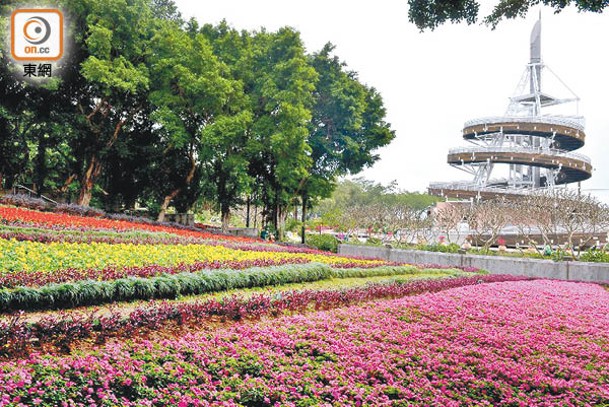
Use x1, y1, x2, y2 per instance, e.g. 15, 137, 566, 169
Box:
448, 146, 592, 165
428, 181, 553, 194
464, 115, 585, 131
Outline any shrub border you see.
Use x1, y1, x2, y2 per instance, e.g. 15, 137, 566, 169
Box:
0, 263, 438, 311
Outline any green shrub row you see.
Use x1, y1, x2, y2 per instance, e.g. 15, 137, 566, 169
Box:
0, 263, 334, 311
333, 265, 423, 279
579, 249, 609, 263
0, 263, 459, 312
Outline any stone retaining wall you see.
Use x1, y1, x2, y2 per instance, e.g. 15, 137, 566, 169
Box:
338, 244, 609, 282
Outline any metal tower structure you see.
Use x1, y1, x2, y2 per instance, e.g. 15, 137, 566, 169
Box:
429, 19, 593, 201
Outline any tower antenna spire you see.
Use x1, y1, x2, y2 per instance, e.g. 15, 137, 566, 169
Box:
530, 17, 542, 100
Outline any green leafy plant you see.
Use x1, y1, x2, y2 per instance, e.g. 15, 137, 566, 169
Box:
580, 248, 609, 263
416, 243, 460, 254
366, 237, 382, 246
306, 234, 339, 253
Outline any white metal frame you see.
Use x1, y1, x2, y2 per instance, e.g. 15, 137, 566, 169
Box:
431, 18, 590, 198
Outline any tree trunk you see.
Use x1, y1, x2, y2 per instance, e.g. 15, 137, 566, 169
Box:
221, 205, 231, 233
35, 133, 49, 196
78, 154, 103, 207
253, 204, 258, 229
276, 205, 288, 241
157, 150, 197, 223
77, 106, 126, 207
157, 188, 181, 223
301, 195, 307, 244
272, 183, 280, 233
5, 174, 15, 191
246, 196, 251, 228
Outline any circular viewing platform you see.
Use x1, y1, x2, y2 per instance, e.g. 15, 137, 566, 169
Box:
462, 116, 586, 151
428, 184, 535, 200
447, 146, 592, 185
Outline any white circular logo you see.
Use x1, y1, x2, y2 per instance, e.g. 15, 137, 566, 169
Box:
23, 16, 52, 45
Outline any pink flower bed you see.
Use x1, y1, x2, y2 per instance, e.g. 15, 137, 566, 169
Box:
1, 280, 608, 406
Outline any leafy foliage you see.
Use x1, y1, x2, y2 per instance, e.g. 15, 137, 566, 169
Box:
408, 0, 609, 30
306, 233, 340, 253
0, 1, 394, 235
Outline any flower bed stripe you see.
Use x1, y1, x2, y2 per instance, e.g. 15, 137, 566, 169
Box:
0, 224, 208, 245
0, 264, 433, 312
0, 206, 255, 243
0, 263, 332, 311
0, 274, 527, 359
3, 278, 609, 406
0, 258, 309, 289
0, 239, 387, 277
0, 224, 360, 256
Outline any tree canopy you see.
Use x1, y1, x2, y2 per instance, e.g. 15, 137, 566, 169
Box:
408, 0, 608, 30
0, 0, 395, 235
316, 178, 441, 232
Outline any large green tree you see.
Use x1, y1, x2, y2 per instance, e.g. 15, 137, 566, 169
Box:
148, 20, 242, 221
408, 0, 608, 30
1, 1, 397, 233
298, 44, 395, 242
240, 28, 318, 236
58, 0, 153, 206
0, 1, 75, 196
200, 111, 253, 231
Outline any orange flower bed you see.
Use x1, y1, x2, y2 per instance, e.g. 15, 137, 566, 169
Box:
0, 206, 256, 243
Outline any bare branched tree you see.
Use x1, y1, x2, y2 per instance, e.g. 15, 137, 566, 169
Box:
433, 202, 469, 244
504, 190, 609, 257
509, 194, 552, 253
467, 199, 512, 252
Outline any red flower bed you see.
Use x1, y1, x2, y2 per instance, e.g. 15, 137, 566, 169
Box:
0, 258, 312, 288
0, 206, 256, 243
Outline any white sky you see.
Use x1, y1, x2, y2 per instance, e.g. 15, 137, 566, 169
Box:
173, 0, 609, 202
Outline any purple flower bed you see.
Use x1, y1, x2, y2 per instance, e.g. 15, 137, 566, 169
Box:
0, 194, 49, 211
55, 203, 106, 218
0, 274, 527, 359
2, 278, 608, 406
0, 228, 207, 246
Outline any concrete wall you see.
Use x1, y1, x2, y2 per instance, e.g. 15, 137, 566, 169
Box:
164, 213, 195, 226
338, 244, 609, 283
228, 227, 259, 238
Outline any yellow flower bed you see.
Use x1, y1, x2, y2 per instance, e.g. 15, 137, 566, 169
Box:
0, 239, 386, 273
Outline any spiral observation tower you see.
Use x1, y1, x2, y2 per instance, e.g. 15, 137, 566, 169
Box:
429, 19, 593, 200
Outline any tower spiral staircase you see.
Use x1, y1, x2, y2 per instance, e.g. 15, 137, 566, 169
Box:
429, 19, 592, 200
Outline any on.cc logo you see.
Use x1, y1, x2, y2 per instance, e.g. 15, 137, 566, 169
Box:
23, 16, 52, 45
11, 9, 63, 61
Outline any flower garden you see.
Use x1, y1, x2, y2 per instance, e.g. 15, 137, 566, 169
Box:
1, 204, 608, 406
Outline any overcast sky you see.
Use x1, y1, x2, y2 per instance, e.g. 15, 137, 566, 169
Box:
173, 0, 609, 202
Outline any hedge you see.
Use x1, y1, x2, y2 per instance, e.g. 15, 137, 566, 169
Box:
0, 263, 454, 312
0, 263, 333, 311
